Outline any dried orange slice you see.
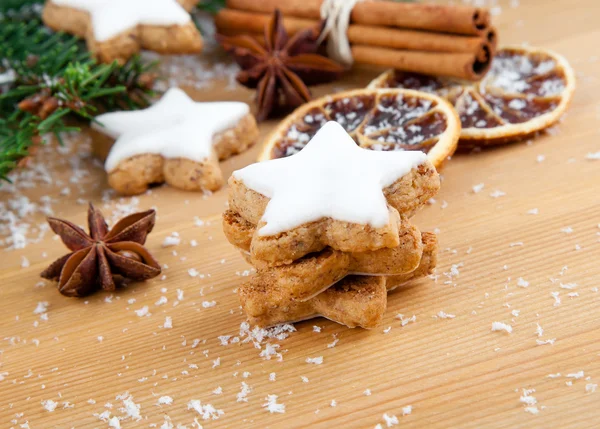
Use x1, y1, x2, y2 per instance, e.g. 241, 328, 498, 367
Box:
259, 88, 460, 169
368, 46, 575, 147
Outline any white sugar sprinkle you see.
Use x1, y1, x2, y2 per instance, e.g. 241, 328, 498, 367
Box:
134, 306, 150, 317
262, 395, 285, 414
383, 413, 399, 426
436, 311, 455, 319
162, 232, 181, 247
41, 399, 58, 412
161, 316, 173, 329
585, 151, 600, 160
157, 396, 173, 405
491, 322, 513, 334
187, 400, 224, 420
472, 183, 485, 193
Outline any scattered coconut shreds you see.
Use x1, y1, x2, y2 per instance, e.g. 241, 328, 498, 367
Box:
472, 183, 485, 193
212, 386, 223, 395
491, 322, 513, 334
33, 301, 49, 314
41, 399, 58, 412
536, 323, 544, 337
117, 392, 142, 421
162, 232, 181, 247
585, 151, 600, 160
517, 277, 530, 288
527, 208, 539, 215
364, 389, 372, 396
262, 395, 285, 414
259, 343, 281, 361
327, 334, 339, 348
567, 371, 585, 379
187, 400, 224, 420
236, 382, 252, 402
301, 376, 309, 383
383, 413, 399, 427
161, 316, 173, 329
134, 306, 151, 317
436, 311, 455, 319
586, 383, 598, 393
551, 291, 561, 306
520, 389, 539, 414
396, 314, 417, 327
330, 400, 337, 407
536, 339, 556, 346
269, 373, 276, 382
306, 356, 323, 365
490, 190, 506, 198
560, 226, 574, 234
157, 396, 173, 406
202, 301, 217, 308
402, 405, 412, 416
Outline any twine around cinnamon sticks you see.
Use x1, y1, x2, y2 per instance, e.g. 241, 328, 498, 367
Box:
216, 0, 497, 81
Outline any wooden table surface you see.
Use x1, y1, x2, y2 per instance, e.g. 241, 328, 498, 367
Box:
2, 1, 600, 428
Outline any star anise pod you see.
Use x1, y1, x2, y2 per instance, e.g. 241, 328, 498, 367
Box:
217, 9, 345, 121
41, 203, 161, 297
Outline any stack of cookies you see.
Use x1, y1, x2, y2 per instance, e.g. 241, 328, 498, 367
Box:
223, 122, 441, 329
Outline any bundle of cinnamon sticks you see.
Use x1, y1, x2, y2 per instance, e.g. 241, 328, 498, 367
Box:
216, 0, 497, 81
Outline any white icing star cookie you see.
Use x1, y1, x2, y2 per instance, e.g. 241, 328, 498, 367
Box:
92, 87, 258, 195
233, 121, 429, 236
42, 0, 202, 63
53, 0, 191, 41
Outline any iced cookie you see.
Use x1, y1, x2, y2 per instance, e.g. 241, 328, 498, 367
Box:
91, 88, 259, 195
42, 0, 203, 64
224, 208, 423, 302
229, 121, 440, 265
240, 275, 388, 329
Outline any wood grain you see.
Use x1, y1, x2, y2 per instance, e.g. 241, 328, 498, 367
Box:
2, 1, 600, 428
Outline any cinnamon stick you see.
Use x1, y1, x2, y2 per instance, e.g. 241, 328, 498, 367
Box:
226, 0, 490, 36
216, 9, 491, 57
219, 28, 492, 81
352, 45, 491, 81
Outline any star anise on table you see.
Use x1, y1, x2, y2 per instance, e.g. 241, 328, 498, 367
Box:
217, 9, 345, 121
41, 203, 161, 297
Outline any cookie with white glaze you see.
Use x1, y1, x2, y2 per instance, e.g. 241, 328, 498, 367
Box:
42, 0, 202, 64
228, 121, 440, 265
91, 87, 259, 195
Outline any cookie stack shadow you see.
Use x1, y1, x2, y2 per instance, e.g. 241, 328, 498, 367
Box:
222, 164, 440, 329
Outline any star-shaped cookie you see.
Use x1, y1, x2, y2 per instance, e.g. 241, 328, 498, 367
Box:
229, 121, 440, 264
92, 87, 259, 195
42, 0, 202, 63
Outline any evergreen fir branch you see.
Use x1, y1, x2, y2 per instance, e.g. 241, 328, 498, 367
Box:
0, 6, 156, 181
